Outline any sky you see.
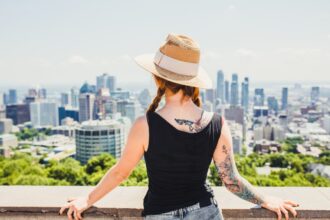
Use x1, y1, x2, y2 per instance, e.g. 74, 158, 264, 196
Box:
0, 0, 330, 90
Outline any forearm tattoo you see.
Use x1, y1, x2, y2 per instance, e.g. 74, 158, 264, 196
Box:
175, 110, 205, 133
214, 144, 266, 205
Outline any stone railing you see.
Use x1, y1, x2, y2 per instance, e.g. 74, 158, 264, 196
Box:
0, 186, 329, 219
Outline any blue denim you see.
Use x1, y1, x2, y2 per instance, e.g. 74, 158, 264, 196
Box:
143, 197, 224, 220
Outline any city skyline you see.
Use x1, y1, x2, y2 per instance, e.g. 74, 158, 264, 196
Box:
0, 1, 330, 87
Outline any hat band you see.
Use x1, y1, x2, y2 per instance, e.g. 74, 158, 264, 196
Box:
153, 50, 198, 77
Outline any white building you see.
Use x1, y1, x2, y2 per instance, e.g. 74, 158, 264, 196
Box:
75, 118, 130, 164
0, 134, 17, 157
0, 118, 13, 134
30, 101, 59, 127
323, 115, 330, 134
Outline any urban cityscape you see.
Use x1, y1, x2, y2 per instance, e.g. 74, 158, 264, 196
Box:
0, 71, 330, 187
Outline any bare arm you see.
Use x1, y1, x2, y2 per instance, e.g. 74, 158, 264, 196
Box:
212, 116, 266, 205
85, 116, 147, 206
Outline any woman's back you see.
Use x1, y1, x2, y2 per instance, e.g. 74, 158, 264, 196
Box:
141, 110, 222, 217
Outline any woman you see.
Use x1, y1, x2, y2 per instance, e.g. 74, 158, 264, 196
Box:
59, 34, 299, 220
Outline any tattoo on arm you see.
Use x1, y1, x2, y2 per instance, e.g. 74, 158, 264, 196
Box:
214, 144, 266, 205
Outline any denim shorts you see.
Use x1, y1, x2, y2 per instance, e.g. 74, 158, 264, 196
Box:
143, 197, 224, 220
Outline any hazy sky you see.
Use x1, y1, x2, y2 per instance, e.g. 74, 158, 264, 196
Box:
0, 0, 330, 89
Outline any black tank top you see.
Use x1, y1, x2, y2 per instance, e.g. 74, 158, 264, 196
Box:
141, 110, 222, 217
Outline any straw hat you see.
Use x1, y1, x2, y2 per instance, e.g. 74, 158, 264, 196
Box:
134, 33, 213, 89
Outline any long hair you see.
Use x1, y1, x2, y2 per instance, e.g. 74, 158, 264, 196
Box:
147, 75, 202, 113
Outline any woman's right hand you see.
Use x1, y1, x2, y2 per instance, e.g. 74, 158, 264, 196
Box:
59, 196, 91, 220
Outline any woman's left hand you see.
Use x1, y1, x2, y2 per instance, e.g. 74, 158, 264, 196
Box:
261, 195, 299, 220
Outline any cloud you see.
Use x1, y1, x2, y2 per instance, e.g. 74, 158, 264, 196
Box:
328, 34, 330, 39
235, 48, 257, 57
202, 50, 222, 60
68, 55, 88, 64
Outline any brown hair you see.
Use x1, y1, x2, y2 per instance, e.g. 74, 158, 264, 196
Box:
147, 75, 202, 113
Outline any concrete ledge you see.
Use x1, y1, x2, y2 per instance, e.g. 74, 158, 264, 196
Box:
0, 186, 329, 219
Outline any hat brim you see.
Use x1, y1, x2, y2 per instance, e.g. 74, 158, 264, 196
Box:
134, 53, 213, 89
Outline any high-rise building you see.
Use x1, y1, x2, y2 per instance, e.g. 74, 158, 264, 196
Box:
281, 87, 288, 110
311, 86, 320, 105
241, 77, 249, 112
216, 70, 225, 102
94, 88, 116, 120
224, 80, 230, 103
38, 88, 47, 99
30, 102, 59, 127
6, 104, 30, 125
79, 93, 95, 122
70, 87, 79, 108
205, 89, 216, 108
8, 89, 17, 105
116, 99, 142, 123
61, 92, 71, 107
267, 96, 279, 113
0, 118, 13, 134
254, 88, 265, 106
230, 73, 239, 106
96, 73, 116, 93
75, 119, 127, 164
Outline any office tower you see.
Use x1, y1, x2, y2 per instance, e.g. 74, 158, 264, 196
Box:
58, 106, 79, 125
281, 87, 288, 110
267, 96, 279, 113
28, 88, 38, 97
75, 119, 127, 164
116, 98, 142, 123
38, 88, 47, 99
323, 115, 330, 134
111, 88, 130, 100
70, 87, 79, 108
254, 88, 265, 106
224, 105, 244, 125
241, 77, 249, 112
96, 73, 116, 93
94, 88, 116, 120
30, 102, 59, 127
216, 70, 225, 102
0, 118, 13, 134
224, 80, 230, 103
138, 89, 152, 110
230, 73, 239, 106
6, 104, 30, 125
8, 89, 17, 104
205, 89, 216, 107
61, 92, 71, 107
79, 93, 95, 122
311, 86, 320, 105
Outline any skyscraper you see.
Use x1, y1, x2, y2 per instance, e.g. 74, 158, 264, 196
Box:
71, 87, 79, 108
224, 80, 230, 103
311, 86, 320, 105
254, 88, 265, 106
281, 87, 288, 110
8, 89, 17, 105
6, 104, 30, 125
61, 92, 71, 107
216, 70, 225, 102
96, 73, 116, 93
79, 93, 95, 122
241, 77, 249, 112
230, 73, 239, 106
30, 102, 59, 127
